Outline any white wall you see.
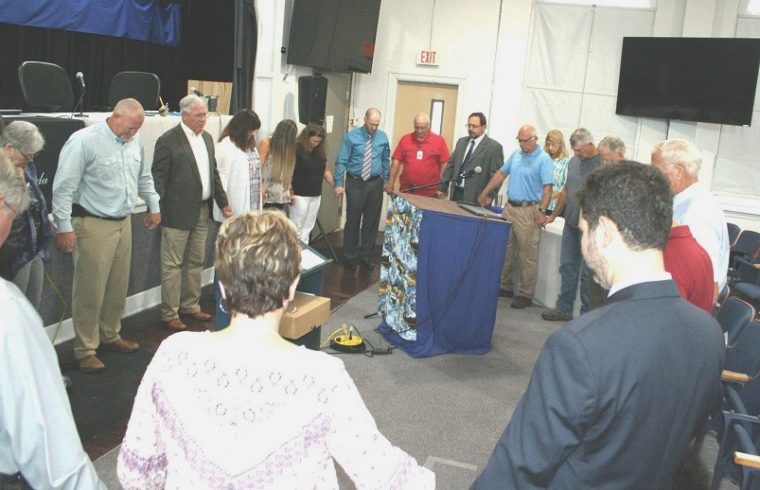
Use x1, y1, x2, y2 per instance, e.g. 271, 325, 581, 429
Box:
255, 0, 760, 232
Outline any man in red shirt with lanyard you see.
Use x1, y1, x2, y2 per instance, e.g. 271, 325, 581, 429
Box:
385, 113, 450, 197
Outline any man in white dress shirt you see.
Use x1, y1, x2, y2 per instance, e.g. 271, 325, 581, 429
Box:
651, 138, 729, 299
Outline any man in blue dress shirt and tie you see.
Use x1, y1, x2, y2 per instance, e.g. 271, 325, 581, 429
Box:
334, 108, 390, 271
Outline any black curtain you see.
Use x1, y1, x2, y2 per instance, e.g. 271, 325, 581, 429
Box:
1, 1, 256, 115
231, 0, 257, 113
0, 22, 185, 111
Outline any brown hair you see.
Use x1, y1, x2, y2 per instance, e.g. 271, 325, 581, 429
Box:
215, 211, 301, 318
296, 124, 327, 160
220, 109, 261, 150
268, 119, 298, 191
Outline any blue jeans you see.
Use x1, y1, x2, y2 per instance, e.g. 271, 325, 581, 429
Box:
555, 223, 590, 315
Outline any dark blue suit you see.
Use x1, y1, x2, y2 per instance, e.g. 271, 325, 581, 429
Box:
473, 280, 724, 489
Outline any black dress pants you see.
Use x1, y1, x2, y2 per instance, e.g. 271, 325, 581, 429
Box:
343, 175, 383, 261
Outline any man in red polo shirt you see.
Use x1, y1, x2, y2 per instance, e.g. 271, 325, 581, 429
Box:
385, 113, 450, 197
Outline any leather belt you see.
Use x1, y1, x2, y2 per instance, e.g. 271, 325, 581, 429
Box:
507, 200, 538, 208
347, 174, 381, 182
71, 203, 128, 221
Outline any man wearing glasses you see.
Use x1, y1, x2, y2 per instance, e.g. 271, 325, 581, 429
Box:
477, 124, 553, 309
152, 94, 232, 333
440, 112, 503, 203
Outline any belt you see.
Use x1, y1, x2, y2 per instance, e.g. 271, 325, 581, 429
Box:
347, 174, 381, 182
71, 203, 128, 221
507, 200, 538, 208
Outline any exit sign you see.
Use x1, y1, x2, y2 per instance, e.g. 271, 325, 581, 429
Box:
418, 50, 438, 66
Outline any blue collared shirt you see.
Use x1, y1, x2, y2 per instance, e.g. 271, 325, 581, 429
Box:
499, 145, 554, 201
334, 126, 390, 186
52, 122, 160, 233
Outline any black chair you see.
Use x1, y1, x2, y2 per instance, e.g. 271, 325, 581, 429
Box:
729, 222, 742, 247
716, 284, 731, 311
711, 408, 760, 490
108, 71, 161, 110
18, 61, 75, 112
716, 297, 756, 347
731, 231, 760, 282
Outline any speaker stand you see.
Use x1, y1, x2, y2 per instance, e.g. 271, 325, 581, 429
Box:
311, 218, 338, 262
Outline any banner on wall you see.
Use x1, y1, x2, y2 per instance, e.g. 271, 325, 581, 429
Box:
0, 0, 181, 47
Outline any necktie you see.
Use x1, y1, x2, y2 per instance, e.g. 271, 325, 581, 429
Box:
361, 135, 372, 181
458, 139, 476, 185
462, 138, 476, 165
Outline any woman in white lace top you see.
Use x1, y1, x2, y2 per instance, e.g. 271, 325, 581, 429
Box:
117, 211, 434, 489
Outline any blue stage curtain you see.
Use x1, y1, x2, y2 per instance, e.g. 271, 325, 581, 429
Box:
378, 196, 510, 357
0, 0, 181, 47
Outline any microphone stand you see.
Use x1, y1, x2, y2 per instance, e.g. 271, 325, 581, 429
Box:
72, 85, 88, 118
397, 171, 478, 195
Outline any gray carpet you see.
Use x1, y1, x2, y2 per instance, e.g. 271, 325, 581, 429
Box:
94, 287, 731, 489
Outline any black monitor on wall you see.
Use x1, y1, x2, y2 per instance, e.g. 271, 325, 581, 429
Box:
615, 37, 760, 126
287, 0, 381, 74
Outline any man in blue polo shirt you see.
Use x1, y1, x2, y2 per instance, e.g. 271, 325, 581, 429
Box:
478, 124, 553, 308
334, 108, 390, 271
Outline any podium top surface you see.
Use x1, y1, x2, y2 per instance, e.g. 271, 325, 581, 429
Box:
397, 193, 505, 221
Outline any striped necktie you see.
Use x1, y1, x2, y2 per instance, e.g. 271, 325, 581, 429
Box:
361, 135, 372, 181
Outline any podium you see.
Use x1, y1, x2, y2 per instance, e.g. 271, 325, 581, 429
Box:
377, 194, 511, 357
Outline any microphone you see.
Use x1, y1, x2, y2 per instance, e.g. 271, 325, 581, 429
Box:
463, 166, 483, 178
190, 86, 204, 97
76, 72, 86, 89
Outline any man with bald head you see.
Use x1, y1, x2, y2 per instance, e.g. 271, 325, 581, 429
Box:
53, 98, 161, 373
385, 113, 450, 197
651, 138, 729, 298
478, 124, 553, 308
334, 108, 390, 271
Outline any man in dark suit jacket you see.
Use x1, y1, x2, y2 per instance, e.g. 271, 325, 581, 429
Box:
439, 112, 503, 203
152, 95, 231, 332
472, 161, 724, 489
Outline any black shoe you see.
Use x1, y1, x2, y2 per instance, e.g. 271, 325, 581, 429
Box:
499, 288, 514, 298
359, 258, 374, 271
344, 259, 357, 271
511, 296, 532, 309
541, 308, 572, 321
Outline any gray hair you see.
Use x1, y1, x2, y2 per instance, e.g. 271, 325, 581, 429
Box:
179, 94, 207, 113
598, 136, 626, 156
113, 98, 144, 117
0, 120, 45, 155
570, 128, 594, 147
0, 153, 29, 214
652, 139, 702, 177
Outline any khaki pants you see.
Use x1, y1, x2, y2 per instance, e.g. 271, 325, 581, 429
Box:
500, 204, 541, 298
160, 205, 209, 321
72, 216, 132, 359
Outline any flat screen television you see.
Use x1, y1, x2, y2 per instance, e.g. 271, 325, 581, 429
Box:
287, 0, 381, 74
615, 37, 760, 126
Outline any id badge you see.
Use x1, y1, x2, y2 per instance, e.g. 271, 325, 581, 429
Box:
416, 150, 423, 160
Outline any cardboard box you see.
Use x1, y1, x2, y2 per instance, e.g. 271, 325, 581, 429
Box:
279, 293, 330, 341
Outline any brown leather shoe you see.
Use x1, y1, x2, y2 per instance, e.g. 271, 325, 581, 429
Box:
182, 311, 212, 322
78, 355, 105, 374
165, 318, 188, 331
103, 338, 139, 353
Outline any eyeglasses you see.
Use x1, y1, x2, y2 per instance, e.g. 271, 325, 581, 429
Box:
465, 124, 482, 129
22, 151, 39, 164
191, 112, 209, 120
517, 136, 537, 143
